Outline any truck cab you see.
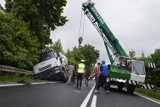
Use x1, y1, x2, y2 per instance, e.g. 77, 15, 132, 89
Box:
33, 48, 68, 82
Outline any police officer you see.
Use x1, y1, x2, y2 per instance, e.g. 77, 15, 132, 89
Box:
76, 60, 85, 88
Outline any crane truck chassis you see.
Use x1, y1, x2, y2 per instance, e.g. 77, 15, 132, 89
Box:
33, 48, 68, 82
82, 1, 156, 93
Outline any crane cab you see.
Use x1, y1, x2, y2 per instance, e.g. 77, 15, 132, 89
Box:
112, 56, 146, 82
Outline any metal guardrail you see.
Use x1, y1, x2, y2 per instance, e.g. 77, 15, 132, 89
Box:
0, 65, 33, 75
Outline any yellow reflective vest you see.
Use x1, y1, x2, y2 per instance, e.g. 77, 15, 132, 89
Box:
78, 63, 85, 73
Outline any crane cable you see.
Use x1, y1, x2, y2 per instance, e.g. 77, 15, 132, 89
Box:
78, 9, 85, 47
97, 8, 131, 52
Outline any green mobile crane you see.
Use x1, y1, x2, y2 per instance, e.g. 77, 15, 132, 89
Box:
82, 0, 156, 93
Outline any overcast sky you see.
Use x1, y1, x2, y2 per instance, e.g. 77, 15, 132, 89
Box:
1, 0, 160, 63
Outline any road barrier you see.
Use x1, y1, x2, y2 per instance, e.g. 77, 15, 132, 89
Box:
0, 65, 33, 75
143, 83, 155, 90
142, 83, 160, 95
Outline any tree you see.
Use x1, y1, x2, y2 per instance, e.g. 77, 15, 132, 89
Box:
79, 44, 100, 73
151, 49, 160, 68
129, 50, 135, 59
150, 48, 160, 84
141, 51, 145, 58
65, 44, 100, 73
0, 12, 38, 69
50, 39, 63, 53
136, 49, 160, 84
0, 4, 4, 12
65, 47, 84, 65
5, 0, 68, 49
136, 51, 151, 62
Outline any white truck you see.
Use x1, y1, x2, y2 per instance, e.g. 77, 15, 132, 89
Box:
33, 48, 68, 82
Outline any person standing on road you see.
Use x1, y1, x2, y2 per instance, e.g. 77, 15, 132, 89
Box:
90, 62, 101, 85
76, 60, 85, 88
84, 71, 90, 86
95, 60, 110, 94
66, 64, 75, 85
71, 64, 77, 84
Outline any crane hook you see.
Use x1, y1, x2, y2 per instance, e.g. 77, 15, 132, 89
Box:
78, 37, 83, 47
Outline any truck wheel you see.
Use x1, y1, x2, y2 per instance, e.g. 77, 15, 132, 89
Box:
60, 69, 67, 82
127, 84, 135, 94
62, 75, 67, 82
118, 85, 123, 91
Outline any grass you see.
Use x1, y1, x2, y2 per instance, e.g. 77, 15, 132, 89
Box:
135, 88, 160, 100
0, 72, 46, 83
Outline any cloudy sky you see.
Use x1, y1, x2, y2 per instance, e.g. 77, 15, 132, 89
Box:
1, 0, 160, 63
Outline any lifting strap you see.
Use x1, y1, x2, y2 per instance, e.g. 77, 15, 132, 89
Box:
78, 9, 85, 47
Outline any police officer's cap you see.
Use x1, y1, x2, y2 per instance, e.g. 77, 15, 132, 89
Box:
81, 60, 84, 62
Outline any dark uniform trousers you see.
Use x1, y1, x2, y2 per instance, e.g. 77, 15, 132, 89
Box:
96, 75, 109, 91
76, 73, 83, 87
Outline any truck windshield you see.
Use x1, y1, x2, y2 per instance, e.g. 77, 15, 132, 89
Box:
39, 51, 55, 62
131, 61, 145, 75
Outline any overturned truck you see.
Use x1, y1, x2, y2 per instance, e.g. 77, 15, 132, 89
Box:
33, 48, 68, 82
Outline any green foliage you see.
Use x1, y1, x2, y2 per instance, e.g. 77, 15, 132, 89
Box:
66, 47, 84, 65
129, 50, 135, 59
65, 44, 100, 73
0, 72, 43, 82
150, 49, 160, 83
151, 49, 160, 68
136, 88, 160, 100
50, 39, 63, 53
0, 12, 38, 69
136, 51, 151, 62
143, 49, 160, 84
0, 0, 68, 70
80, 44, 100, 73
136, 49, 160, 84
0, 4, 4, 11
5, 0, 68, 49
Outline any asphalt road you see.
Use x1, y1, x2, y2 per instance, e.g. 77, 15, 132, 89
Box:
0, 81, 160, 107
91, 87, 160, 107
0, 81, 94, 107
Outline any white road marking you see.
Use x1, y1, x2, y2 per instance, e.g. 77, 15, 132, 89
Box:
80, 84, 96, 107
0, 81, 58, 87
0, 84, 24, 87
90, 95, 97, 107
134, 92, 160, 105
31, 81, 58, 85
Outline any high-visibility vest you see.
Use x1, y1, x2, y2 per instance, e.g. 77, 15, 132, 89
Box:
78, 63, 85, 73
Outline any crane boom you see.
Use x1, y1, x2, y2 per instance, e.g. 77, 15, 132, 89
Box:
82, 2, 128, 64
82, 1, 149, 93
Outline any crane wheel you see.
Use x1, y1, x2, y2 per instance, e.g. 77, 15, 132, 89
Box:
127, 84, 135, 94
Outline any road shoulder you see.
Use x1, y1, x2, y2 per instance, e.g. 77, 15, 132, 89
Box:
0, 81, 58, 87
134, 92, 160, 105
